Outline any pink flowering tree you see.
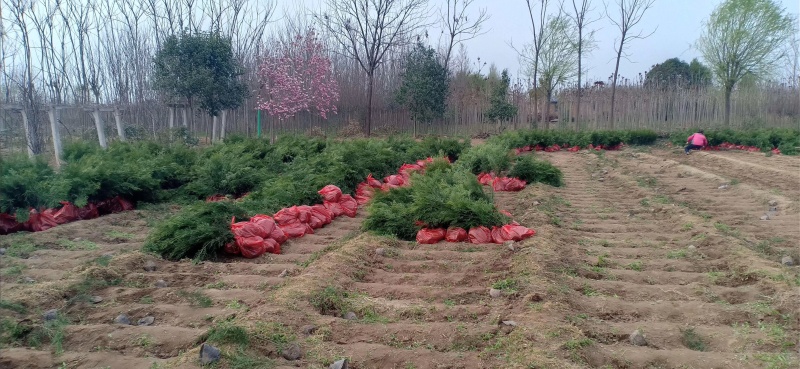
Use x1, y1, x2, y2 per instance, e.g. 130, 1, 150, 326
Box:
257, 29, 339, 120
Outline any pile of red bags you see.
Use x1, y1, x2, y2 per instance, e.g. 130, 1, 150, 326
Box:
228, 215, 285, 258
416, 223, 536, 245
544, 144, 562, 152
476, 173, 526, 192
567, 145, 581, 152
354, 157, 448, 205
0, 197, 131, 236
703, 142, 768, 153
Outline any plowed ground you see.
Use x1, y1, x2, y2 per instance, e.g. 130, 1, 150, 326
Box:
1, 147, 797, 369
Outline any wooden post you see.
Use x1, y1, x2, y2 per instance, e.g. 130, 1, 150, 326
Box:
47, 107, 63, 168
220, 110, 227, 140
114, 107, 126, 141
212, 115, 218, 143
92, 108, 108, 149
169, 107, 175, 129
20, 109, 35, 158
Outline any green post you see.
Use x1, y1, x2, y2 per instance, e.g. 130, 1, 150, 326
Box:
257, 110, 261, 138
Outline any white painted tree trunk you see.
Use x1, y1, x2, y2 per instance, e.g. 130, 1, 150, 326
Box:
220, 110, 227, 140
48, 107, 63, 168
92, 109, 108, 149
168, 107, 175, 129
182, 108, 188, 127
20, 110, 35, 158
114, 107, 126, 141
212, 115, 218, 143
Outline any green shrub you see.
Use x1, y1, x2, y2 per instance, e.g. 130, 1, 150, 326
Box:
508, 156, 563, 187
0, 155, 59, 217
409, 136, 471, 161
625, 129, 659, 145
143, 201, 249, 261
457, 142, 513, 174
364, 165, 507, 241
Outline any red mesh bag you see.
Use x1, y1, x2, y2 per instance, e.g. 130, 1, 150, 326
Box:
0, 213, 23, 235
238, 236, 266, 258
224, 242, 240, 255
52, 202, 80, 224
500, 224, 536, 241
490, 226, 507, 244
477, 173, 494, 185
355, 182, 374, 205
445, 227, 468, 242
338, 194, 358, 218
78, 203, 99, 220
492, 177, 526, 192
231, 218, 269, 238
249, 214, 276, 236
399, 163, 424, 176
468, 226, 493, 244
263, 238, 281, 254
274, 207, 300, 226
416, 228, 446, 244
383, 175, 407, 187
296, 205, 313, 224
280, 222, 313, 238
567, 145, 581, 152
309, 204, 333, 229
24, 209, 59, 232
318, 185, 343, 202
269, 226, 288, 244
366, 174, 383, 188
324, 201, 345, 218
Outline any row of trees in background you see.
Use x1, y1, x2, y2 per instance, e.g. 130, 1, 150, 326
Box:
1, 0, 798, 159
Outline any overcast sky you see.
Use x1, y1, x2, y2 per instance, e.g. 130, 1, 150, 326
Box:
287, 0, 799, 84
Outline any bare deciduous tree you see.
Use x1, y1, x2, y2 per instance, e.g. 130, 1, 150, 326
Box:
565, 0, 599, 129
438, 0, 490, 72
535, 15, 577, 129
605, 0, 655, 129
522, 0, 553, 126
317, 0, 429, 136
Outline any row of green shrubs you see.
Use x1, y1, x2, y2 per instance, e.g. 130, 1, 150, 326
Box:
457, 142, 564, 186
669, 128, 800, 155
489, 129, 660, 150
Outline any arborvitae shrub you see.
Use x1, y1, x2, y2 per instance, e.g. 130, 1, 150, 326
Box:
457, 142, 513, 174
508, 156, 564, 187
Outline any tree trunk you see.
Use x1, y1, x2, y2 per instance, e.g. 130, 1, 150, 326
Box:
114, 107, 126, 141
366, 72, 374, 137
48, 107, 63, 168
182, 108, 188, 127
20, 110, 35, 158
576, 35, 582, 131
169, 107, 175, 129
610, 45, 623, 130
92, 108, 108, 149
212, 115, 218, 143
545, 89, 552, 130
724, 84, 733, 126
220, 110, 227, 140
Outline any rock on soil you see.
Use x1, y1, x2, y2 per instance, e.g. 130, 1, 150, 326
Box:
278, 269, 289, 278
155, 280, 168, 288
0, 248, 6, 255
629, 330, 647, 346
143, 261, 157, 272
43, 309, 58, 321
22, 277, 36, 284
329, 359, 349, 369
90, 296, 103, 304
343, 311, 358, 320
375, 248, 385, 256
781, 256, 794, 266
281, 343, 303, 360
501, 320, 518, 326
768, 200, 778, 207
114, 314, 132, 325
138, 316, 155, 326
687, 245, 696, 251
300, 325, 317, 335
489, 288, 502, 298
760, 214, 770, 221
199, 343, 221, 365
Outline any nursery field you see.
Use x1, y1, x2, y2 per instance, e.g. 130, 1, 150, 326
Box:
1, 132, 798, 369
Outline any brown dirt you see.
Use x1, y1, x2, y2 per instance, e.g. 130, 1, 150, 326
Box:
1, 147, 798, 369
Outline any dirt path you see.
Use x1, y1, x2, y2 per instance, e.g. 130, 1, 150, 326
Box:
534, 150, 799, 368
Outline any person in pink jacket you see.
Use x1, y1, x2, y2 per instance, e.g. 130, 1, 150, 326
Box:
685, 129, 708, 154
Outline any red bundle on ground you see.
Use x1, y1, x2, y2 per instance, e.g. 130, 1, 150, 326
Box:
324, 201, 345, 218
309, 204, 333, 229
772, 148, 781, 155
445, 227, 468, 242
490, 226, 506, 244
0, 214, 23, 235
492, 177, 526, 192
78, 203, 99, 220
249, 214, 277, 236
746, 146, 760, 152
355, 182, 375, 205
231, 218, 269, 239
296, 205, 314, 224
24, 209, 59, 232
534, 145, 544, 151
269, 226, 288, 244
263, 238, 281, 254
567, 145, 581, 152
521, 145, 534, 152
468, 226, 493, 244
274, 206, 300, 226
501, 224, 536, 241
280, 222, 314, 238
238, 237, 266, 258
318, 185, 343, 202
97, 196, 134, 215
366, 174, 383, 188
53, 201, 80, 224
477, 173, 495, 185
399, 163, 424, 176
339, 194, 358, 217
384, 174, 407, 187
416, 228, 446, 244
224, 242, 240, 255
544, 144, 562, 152
206, 194, 227, 202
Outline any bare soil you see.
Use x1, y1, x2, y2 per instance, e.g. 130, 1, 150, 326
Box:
1, 147, 797, 369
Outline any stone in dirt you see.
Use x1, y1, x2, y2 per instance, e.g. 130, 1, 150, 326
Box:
781, 256, 794, 266
22, 277, 36, 284
281, 343, 303, 360
114, 314, 132, 325
278, 269, 289, 278
199, 343, 221, 365
143, 261, 157, 272
329, 359, 349, 369
375, 248, 386, 256
43, 309, 58, 321
629, 330, 647, 346
0, 248, 6, 255
504, 241, 515, 252
760, 214, 770, 221
138, 316, 155, 326
300, 325, 317, 335
90, 296, 103, 304
155, 280, 168, 288
489, 288, 502, 298
343, 311, 357, 320
769, 206, 778, 212
501, 320, 518, 326
768, 200, 778, 207
718, 184, 729, 190
687, 245, 696, 251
